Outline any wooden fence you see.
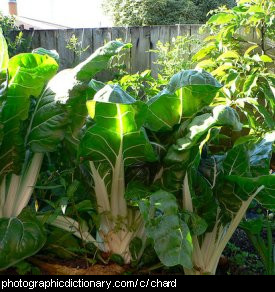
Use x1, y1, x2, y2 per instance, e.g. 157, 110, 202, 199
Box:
21, 25, 274, 77
20, 25, 206, 75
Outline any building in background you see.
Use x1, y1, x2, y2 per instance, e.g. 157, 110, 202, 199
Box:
1, 0, 112, 29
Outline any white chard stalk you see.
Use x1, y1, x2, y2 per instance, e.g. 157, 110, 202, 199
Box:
89, 159, 144, 263
183, 174, 265, 275
0, 153, 44, 218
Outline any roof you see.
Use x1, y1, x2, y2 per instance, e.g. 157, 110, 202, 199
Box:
14, 15, 72, 30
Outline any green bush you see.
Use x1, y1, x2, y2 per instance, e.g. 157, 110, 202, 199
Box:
0, 11, 29, 56
103, 0, 236, 26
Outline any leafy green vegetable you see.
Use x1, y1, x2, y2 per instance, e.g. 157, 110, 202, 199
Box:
145, 69, 222, 131
0, 30, 126, 269
182, 131, 275, 275
77, 84, 156, 262
140, 190, 193, 268
0, 209, 46, 270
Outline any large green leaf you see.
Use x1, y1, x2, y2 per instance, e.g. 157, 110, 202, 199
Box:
247, 132, 274, 176
0, 29, 8, 73
213, 133, 275, 220
139, 190, 193, 268
79, 84, 156, 166
79, 85, 156, 219
187, 165, 219, 232
173, 105, 242, 151
0, 53, 58, 178
223, 144, 250, 177
27, 41, 126, 153
0, 29, 9, 146
26, 86, 67, 153
0, 209, 46, 270
158, 106, 241, 195
225, 175, 275, 212
145, 70, 222, 131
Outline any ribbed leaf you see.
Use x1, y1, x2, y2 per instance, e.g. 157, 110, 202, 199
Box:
139, 190, 193, 268
248, 132, 274, 176
79, 84, 156, 169
223, 144, 250, 176
225, 175, 275, 212
157, 106, 242, 197
27, 41, 126, 152
145, 70, 222, 132
0, 209, 46, 270
0, 29, 9, 146
214, 133, 275, 220
172, 106, 241, 152
26, 87, 67, 152
0, 54, 58, 178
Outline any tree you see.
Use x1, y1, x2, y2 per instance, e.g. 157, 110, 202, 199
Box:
0, 11, 28, 56
103, 0, 236, 26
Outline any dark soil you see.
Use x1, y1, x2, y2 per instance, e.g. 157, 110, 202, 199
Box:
218, 228, 264, 275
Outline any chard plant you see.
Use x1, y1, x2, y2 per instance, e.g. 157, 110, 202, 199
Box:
181, 132, 275, 275
51, 69, 227, 264
46, 62, 274, 273
53, 84, 157, 263
127, 69, 274, 274
0, 28, 126, 270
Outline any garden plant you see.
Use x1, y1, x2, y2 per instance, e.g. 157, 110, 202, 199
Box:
0, 0, 274, 276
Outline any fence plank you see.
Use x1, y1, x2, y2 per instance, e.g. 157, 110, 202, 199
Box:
150, 26, 160, 78
130, 26, 151, 73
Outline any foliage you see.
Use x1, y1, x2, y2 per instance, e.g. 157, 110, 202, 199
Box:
103, 0, 236, 26
49, 69, 223, 266
240, 214, 275, 275
1, 3, 274, 273
36, 62, 273, 274
0, 28, 126, 270
110, 70, 165, 101
194, 0, 275, 135
66, 34, 90, 64
122, 68, 274, 273
224, 242, 264, 275
0, 11, 29, 56
150, 35, 201, 80
0, 209, 46, 270
108, 43, 165, 101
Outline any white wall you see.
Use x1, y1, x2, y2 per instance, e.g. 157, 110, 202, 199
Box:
1, 0, 112, 27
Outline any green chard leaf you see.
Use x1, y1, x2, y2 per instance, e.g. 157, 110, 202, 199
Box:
225, 175, 275, 212
139, 190, 193, 269
0, 53, 58, 177
0, 209, 46, 270
27, 41, 126, 152
247, 132, 274, 176
158, 106, 242, 196
0, 29, 9, 146
79, 84, 156, 218
214, 133, 275, 219
172, 105, 242, 152
145, 69, 222, 132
